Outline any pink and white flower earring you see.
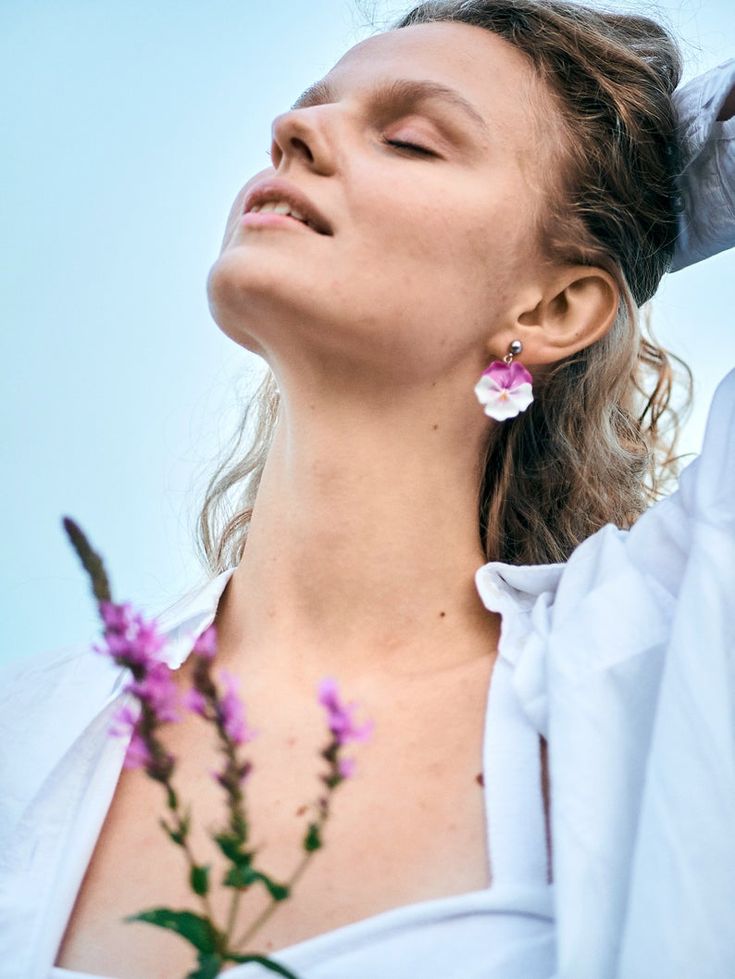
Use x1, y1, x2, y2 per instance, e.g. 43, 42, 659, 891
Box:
474, 340, 534, 421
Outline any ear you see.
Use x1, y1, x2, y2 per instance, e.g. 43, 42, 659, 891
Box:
504, 266, 620, 366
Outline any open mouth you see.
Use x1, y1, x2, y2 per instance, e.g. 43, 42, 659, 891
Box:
244, 206, 326, 234
242, 184, 334, 236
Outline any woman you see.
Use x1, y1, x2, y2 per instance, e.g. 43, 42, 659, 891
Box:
2, 2, 734, 978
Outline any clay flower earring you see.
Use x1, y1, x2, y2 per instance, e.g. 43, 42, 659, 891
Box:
474, 340, 534, 421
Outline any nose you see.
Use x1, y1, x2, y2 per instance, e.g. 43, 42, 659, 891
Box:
269, 107, 334, 175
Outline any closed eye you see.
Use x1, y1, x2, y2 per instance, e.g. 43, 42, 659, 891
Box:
382, 138, 435, 157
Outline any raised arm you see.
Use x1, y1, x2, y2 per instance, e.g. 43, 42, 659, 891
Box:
669, 58, 735, 272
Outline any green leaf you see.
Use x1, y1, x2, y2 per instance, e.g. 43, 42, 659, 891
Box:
190, 863, 211, 896
261, 876, 290, 902
225, 952, 304, 978
167, 783, 179, 811
222, 865, 290, 901
185, 952, 224, 979
213, 831, 250, 866
123, 908, 220, 954
159, 817, 184, 846
303, 822, 322, 852
223, 863, 259, 889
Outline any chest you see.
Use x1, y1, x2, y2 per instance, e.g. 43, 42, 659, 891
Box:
53, 654, 522, 979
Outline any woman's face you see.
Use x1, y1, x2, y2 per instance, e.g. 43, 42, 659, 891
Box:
207, 21, 550, 387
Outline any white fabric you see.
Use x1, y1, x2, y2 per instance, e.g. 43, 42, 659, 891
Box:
2, 570, 555, 979
670, 57, 735, 271
475, 365, 735, 979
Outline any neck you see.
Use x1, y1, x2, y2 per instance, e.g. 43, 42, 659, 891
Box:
212, 375, 500, 687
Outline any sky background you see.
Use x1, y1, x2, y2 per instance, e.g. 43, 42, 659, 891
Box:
3, 0, 734, 668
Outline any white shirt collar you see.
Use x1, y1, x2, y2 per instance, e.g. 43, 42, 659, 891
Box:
475, 559, 566, 613
154, 566, 237, 669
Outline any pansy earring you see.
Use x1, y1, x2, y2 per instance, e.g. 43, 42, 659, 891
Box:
474, 340, 534, 421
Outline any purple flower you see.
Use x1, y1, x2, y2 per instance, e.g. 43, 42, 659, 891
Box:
99, 600, 135, 632
183, 686, 208, 717
217, 669, 258, 746
109, 702, 139, 738
337, 756, 357, 779
317, 677, 375, 746
474, 360, 533, 420
192, 624, 218, 660
209, 759, 253, 788
94, 601, 167, 669
109, 703, 151, 770
125, 660, 182, 724
123, 729, 154, 770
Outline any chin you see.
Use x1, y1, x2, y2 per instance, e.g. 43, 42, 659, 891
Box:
204, 253, 267, 354
205, 248, 328, 356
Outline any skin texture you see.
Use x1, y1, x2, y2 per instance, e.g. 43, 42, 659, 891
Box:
205, 21, 620, 694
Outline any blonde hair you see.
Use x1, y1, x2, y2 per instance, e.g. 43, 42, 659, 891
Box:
194, 0, 693, 573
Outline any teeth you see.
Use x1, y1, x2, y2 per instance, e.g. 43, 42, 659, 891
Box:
249, 200, 308, 222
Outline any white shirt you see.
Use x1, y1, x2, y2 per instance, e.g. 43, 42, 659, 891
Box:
1, 56, 734, 979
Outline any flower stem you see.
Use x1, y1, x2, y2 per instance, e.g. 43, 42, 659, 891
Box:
226, 885, 243, 940
164, 787, 220, 934
136, 696, 225, 946
228, 796, 331, 953
191, 660, 255, 953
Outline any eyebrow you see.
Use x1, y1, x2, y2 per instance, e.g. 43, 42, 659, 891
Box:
290, 77, 491, 140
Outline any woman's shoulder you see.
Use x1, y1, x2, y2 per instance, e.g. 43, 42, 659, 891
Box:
0, 569, 234, 850
474, 366, 735, 977
557, 361, 735, 612
475, 364, 735, 730
546, 365, 735, 978
0, 565, 235, 716
0, 638, 122, 853
0, 638, 119, 740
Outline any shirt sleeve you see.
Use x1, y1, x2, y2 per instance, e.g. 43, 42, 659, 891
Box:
669, 57, 735, 273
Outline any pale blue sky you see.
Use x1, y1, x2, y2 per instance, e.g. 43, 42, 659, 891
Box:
3, 0, 734, 667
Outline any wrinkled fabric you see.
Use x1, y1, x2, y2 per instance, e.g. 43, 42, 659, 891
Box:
671, 58, 735, 271
474, 366, 735, 979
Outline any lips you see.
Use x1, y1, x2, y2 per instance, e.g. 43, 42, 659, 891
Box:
242, 177, 333, 235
